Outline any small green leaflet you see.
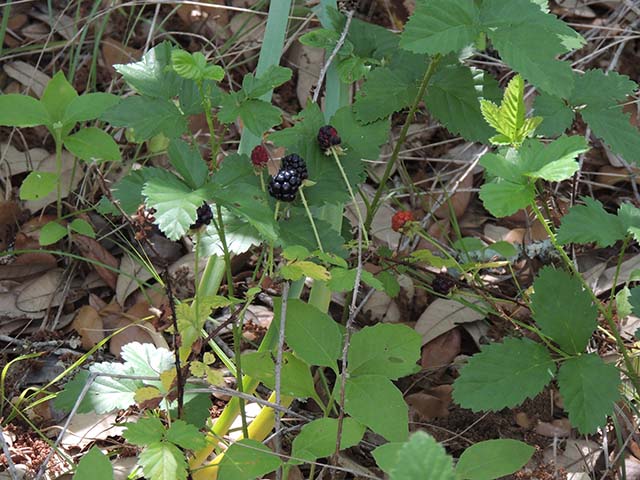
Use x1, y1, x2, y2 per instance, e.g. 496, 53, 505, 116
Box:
455, 439, 534, 480
73, 447, 113, 480
453, 337, 556, 411
171, 49, 224, 82
556, 197, 627, 247
389, 431, 455, 480
217, 439, 282, 480
123, 417, 165, 446
557, 354, 620, 434
0, 94, 49, 127
139, 441, 187, 480
290, 418, 365, 465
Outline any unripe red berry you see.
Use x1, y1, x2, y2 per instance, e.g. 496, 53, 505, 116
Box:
391, 210, 414, 232
317, 125, 341, 152
251, 145, 269, 168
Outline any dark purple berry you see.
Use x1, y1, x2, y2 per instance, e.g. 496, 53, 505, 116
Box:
432, 273, 456, 295
281, 154, 308, 181
190, 203, 213, 230
317, 125, 341, 152
268, 168, 302, 202
251, 145, 269, 168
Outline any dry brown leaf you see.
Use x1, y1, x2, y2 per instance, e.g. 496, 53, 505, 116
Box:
0, 252, 57, 280
116, 255, 154, 306
3, 61, 51, 97
177, 0, 228, 26
415, 294, 486, 345
287, 42, 322, 108
424, 174, 473, 220
535, 418, 572, 438
16, 268, 65, 313
228, 13, 265, 57
72, 305, 105, 350
108, 300, 168, 358
102, 37, 141, 76
73, 234, 118, 290
406, 392, 450, 420
30, 11, 76, 40
421, 328, 461, 370
0, 142, 49, 178
0, 200, 20, 226
60, 412, 124, 449
584, 255, 640, 296
7, 13, 27, 30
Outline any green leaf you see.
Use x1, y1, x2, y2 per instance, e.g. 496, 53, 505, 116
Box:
330, 106, 390, 159
280, 260, 331, 282
217, 439, 281, 480
534, 93, 574, 137
63, 93, 119, 125
197, 212, 262, 257
101, 96, 187, 141
242, 65, 292, 98
453, 338, 556, 411
372, 442, 403, 474
570, 69, 636, 107
143, 170, 207, 240
487, 240, 518, 258
69, 218, 95, 238
119, 342, 175, 378
399, 0, 480, 55
115, 42, 181, 98
353, 66, 417, 124
344, 375, 408, 442
389, 431, 455, 480
523, 136, 587, 181
619, 203, 640, 242
239, 99, 282, 136
111, 167, 156, 214
456, 439, 534, 480
165, 420, 207, 450
280, 299, 342, 370
171, 50, 224, 82
41, 71, 78, 123
299, 28, 341, 49
480, 0, 583, 98
290, 418, 365, 465
139, 442, 187, 480
479, 181, 535, 218
480, 149, 524, 183
64, 127, 121, 162
123, 417, 165, 446
616, 287, 633, 319
39, 221, 67, 246
73, 446, 113, 480
0, 94, 49, 127
531, 267, 598, 354
167, 139, 209, 189
376, 270, 401, 297
426, 64, 500, 143
556, 197, 626, 247
241, 351, 318, 399
629, 286, 640, 315
557, 354, 620, 434
19, 171, 58, 200
348, 324, 421, 379
581, 105, 640, 165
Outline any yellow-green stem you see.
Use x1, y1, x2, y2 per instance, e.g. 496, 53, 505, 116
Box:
299, 189, 324, 253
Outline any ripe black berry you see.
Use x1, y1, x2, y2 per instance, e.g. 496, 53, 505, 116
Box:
317, 125, 341, 152
268, 168, 302, 202
432, 273, 456, 295
190, 203, 213, 230
281, 154, 308, 181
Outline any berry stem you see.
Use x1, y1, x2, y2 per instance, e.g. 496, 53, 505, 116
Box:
259, 170, 266, 192
331, 148, 369, 246
299, 189, 324, 253
274, 201, 280, 222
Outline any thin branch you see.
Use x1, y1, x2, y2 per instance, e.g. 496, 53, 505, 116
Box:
0, 425, 19, 480
274, 281, 290, 480
312, 10, 355, 104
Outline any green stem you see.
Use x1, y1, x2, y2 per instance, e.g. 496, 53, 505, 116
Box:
55, 134, 63, 218
365, 54, 442, 231
299, 189, 324, 253
608, 235, 632, 318
331, 148, 369, 246
530, 202, 640, 394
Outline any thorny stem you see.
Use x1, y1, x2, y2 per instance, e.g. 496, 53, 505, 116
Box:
365, 54, 442, 231
274, 282, 289, 480
331, 147, 369, 246
163, 269, 184, 418
200, 83, 219, 166
530, 202, 640, 394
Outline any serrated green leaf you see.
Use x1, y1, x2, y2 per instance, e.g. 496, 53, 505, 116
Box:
139, 442, 187, 480
120, 341, 175, 377
69, 218, 95, 238
453, 338, 555, 411
280, 260, 331, 282
167, 139, 209, 189
165, 420, 207, 450
143, 171, 206, 240
299, 28, 340, 49
115, 42, 181, 98
41, 71, 78, 123
101, 96, 187, 141
570, 69, 637, 107
581, 105, 640, 165
480, 149, 524, 183
20, 171, 58, 200
39, 221, 68, 246
217, 439, 281, 480
241, 351, 318, 399
63, 93, 119, 125
242, 65, 292, 99
426, 64, 500, 142
0, 94, 49, 127
277, 210, 347, 257
239, 99, 283, 136
330, 106, 390, 159
345, 375, 408, 442
479, 181, 535, 218
629, 286, 640, 315
376, 270, 401, 297
290, 418, 365, 465
64, 127, 121, 162
557, 354, 620, 434
616, 287, 633, 319
534, 93, 574, 137
111, 167, 157, 214
556, 197, 626, 247
390, 431, 455, 480
348, 324, 421, 379
522, 136, 588, 181
456, 439, 534, 480
399, 0, 480, 55
373, 442, 403, 474
171, 50, 224, 82
123, 417, 165, 446
618, 203, 640, 243
279, 299, 342, 370
196, 212, 262, 257
73, 446, 113, 480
